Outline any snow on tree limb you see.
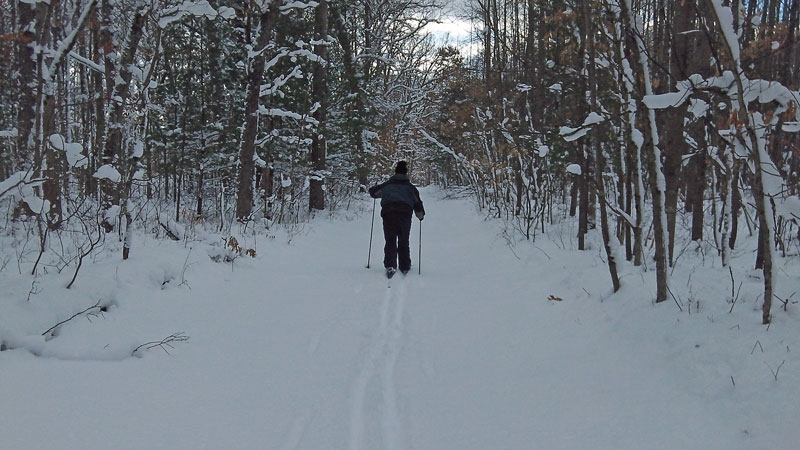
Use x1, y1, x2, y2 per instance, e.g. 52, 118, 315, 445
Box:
0, 128, 18, 138
260, 65, 305, 97
643, 91, 692, 110
419, 130, 467, 164
280, 1, 319, 13
93, 164, 122, 183
159, 0, 219, 28
708, 0, 740, 62
0, 170, 48, 214
0, 171, 31, 199
559, 112, 605, 142
582, 112, 605, 126
257, 107, 318, 126
48, 0, 99, 82
559, 126, 589, 142
645, 73, 799, 122
48, 134, 88, 168
566, 164, 582, 175
68, 51, 105, 73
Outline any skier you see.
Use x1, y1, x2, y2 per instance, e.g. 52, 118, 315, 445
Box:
368, 161, 425, 278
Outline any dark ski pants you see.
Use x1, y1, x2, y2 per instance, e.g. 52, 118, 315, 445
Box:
382, 210, 412, 272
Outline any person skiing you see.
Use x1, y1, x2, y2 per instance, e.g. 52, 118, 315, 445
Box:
368, 161, 425, 278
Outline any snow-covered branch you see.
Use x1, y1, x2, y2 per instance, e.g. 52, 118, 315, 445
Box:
47, 0, 99, 84
280, 1, 319, 13
559, 112, 606, 142
159, 0, 219, 28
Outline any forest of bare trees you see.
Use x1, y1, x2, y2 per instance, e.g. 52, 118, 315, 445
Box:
424, 0, 799, 323
1, 0, 798, 323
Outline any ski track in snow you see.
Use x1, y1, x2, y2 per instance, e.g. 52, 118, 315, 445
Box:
383, 279, 406, 450
280, 413, 311, 450
350, 276, 407, 450
2, 188, 798, 450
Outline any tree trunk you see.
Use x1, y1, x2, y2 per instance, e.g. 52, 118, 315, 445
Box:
729, 158, 741, 248
662, 0, 694, 263
705, 0, 776, 324
783, 0, 799, 88
101, 7, 146, 230
689, 150, 706, 242
261, 165, 274, 219
236, 2, 280, 220
719, 142, 733, 266
15, 2, 40, 166
309, 0, 329, 211
88, 6, 103, 198
583, 0, 619, 291
197, 167, 204, 217
613, 7, 645, 267
620, 0, 669, 302
576, 7, 589, 251
483, 2, 492, 82
42, 89, 65, 229
42, 0, 99, 229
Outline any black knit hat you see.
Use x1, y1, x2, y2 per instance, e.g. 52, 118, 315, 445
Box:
395, 161, 408, 174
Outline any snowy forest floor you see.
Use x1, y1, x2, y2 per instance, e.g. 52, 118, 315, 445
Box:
1, 188, 798, 450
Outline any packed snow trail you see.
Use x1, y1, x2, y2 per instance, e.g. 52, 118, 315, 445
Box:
349, 277, 406, 450
1, 188, 795, 449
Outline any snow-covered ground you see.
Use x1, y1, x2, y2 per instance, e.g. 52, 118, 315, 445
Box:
1, 188, 798, 449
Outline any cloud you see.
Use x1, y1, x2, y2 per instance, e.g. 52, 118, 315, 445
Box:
425, 18, 472, 42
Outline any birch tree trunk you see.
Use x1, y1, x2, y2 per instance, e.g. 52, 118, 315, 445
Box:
704, 0, 776, 324
620, 0, 669, 303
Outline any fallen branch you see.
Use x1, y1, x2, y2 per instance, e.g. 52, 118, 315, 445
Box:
159, 222, 180, 241
132, 332, 189, 356
666, 284, 684, 312
41, 299, 108, 338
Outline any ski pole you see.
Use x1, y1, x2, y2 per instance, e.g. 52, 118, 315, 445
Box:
418, 218, 422, 275
366, 198, 376, 268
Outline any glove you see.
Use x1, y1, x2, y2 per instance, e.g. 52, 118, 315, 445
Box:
415, 211, 425, 221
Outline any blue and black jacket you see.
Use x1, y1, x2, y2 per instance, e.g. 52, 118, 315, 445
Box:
368, 174, 425, 216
